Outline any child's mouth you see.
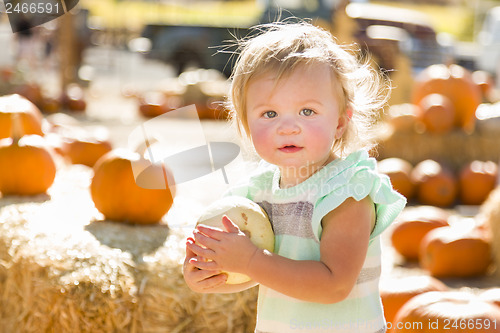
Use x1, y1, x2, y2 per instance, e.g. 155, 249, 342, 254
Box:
278, 145, 303, 153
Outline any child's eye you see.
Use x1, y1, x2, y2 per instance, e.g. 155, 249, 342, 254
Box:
263, 111, 277, 118
299, 108, 315, 116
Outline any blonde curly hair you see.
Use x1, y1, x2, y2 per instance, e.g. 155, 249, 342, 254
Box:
227, 21, 390, 157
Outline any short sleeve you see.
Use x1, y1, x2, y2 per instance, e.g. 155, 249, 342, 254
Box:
312, 150, 406, 241
222, 159, 276, 200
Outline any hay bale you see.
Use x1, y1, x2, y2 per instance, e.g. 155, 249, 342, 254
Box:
0, 165, 257, 332
480, 186, 500, 277
377, 124, 500, 172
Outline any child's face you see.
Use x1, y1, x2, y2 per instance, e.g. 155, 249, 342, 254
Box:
246, 63, 348, 173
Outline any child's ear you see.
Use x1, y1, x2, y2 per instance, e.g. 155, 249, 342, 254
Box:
335, 108, 352, 139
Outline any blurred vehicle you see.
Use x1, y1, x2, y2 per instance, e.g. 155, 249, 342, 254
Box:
447, 6, 500, 75
141, 24, 240, 77
141, 0, 444, 76
345, 2, 443, 74
141, 0, 334, 77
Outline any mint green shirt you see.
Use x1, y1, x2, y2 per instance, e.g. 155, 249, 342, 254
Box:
227, 150, 406, 333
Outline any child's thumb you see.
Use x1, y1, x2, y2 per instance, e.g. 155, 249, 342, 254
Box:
221, 215, 239, 233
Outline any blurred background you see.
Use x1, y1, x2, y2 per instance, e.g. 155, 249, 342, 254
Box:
1, 0, 499, 123
1, 0, 500, 117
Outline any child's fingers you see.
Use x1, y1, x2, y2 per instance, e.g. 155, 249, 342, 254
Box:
185, 238, 197, 257
196, 224, 225, 240
198, 273, 228, 290
189, 257, 220, 270
185, 238, 207, 259
186, 238, 216, 260
193, 230, 220, 250
191, 267, 224, 281
185, 260, 220, 277
184, 263, 227, 290
221, 215, 240, 233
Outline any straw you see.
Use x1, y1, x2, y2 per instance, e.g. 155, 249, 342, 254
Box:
377, 124, 500, 172
0, 165, 257, 332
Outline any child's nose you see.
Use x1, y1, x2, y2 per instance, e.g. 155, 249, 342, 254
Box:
277, 117, 301, 135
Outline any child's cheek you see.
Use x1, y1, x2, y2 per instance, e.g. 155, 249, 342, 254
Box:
250, 126, 273, 155
306, 124, 336, 153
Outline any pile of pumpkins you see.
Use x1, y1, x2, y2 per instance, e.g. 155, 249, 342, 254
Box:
376, 61, 500, 328
135, 68, 230, 120
378, 157, 498, 207
379, 155, 498, 280
389, 63, 493, 135
0, 94, 175, 225
8, 80, 88, 114
383, 189, 500, 329
388, 205, 493, 278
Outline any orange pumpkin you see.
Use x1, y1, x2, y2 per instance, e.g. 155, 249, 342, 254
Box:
459, 161, 498, 205
411, 159, 458, 207
416, 93, 455, 134
390, 206, 450, 261
378, 158, 415, 200
137, 91, 175, 118
387, 103, 419, 133
420, 226, 492, 278
40, 96, 62, 114
61, 83, 87, 112
391, 291, 500, 332
0, 66, 15, 82
0, 114, 56, 195
90, 149, 175, 224
380, 275, 448, 326
0, 94, 44, 139
412, 64, 482, 133
62, 136, 113, 167
12, 82, 43, 107
196, 100, 230, 120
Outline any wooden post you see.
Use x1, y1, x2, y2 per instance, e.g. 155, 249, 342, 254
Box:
58, 12, 78, 95
331, 0, 357, 45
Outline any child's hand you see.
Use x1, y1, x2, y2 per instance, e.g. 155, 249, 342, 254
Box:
183, 237, 227, 292
188, 216, 259, 276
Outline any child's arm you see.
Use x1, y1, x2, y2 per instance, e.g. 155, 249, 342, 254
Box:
188, 197, 375, 304
183, 239, 258, 293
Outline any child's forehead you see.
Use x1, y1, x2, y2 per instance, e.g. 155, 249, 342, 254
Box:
245, 61, 347, 110
251, 62, 336, 86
